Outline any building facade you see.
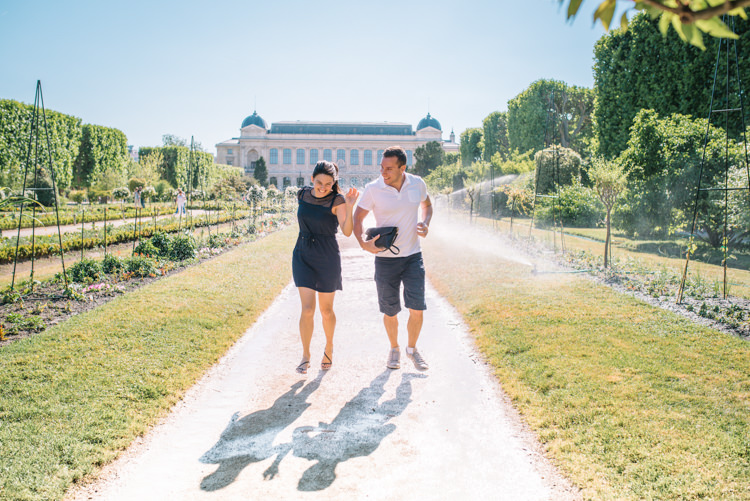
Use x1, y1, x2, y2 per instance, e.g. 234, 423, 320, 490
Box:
216, 111, 458, 189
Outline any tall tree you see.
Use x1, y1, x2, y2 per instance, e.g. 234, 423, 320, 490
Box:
589, 157, 627, 268
253, 156, 268, 187
593, 12, 750, 158
162, 134, 187, 147
413, 141, 444, 177
507, 79, 594, 157
460, 128, 484, 167
482, 111, 510, 162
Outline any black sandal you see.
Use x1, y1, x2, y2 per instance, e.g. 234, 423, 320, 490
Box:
321, 352, 333, 371
296, 359, 310, 374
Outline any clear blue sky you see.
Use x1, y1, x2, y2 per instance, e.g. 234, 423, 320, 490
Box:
0, 0, 614, 156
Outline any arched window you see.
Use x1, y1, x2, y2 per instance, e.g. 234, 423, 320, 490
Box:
283, 148, 292, 165
323, 149, 332, 162
269, 176, 278, 187
310, 149, 319, 164
296, 149, 305, 165
283, 177, 291, 188
269, 149, 278, 164
363, 150, 372, 165
297, 176, 305, 187
350, 149, 359, 165
337, 149, 346, 164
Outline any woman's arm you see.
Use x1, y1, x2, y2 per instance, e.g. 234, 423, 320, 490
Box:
334, 188, 359, 237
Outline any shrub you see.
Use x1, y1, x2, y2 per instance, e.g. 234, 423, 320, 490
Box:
169, 233, 196, 261
68, 257, 104, 283
112, 187, 130, 200
150, 232, 171, 256
124, 255, 157, 277
207, 234, 226, 249
535, 181, 604, 228
134, 239, 159, 257
68, 190, 87, 204
101, 254, 124, 275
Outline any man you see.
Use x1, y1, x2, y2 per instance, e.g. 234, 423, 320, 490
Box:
353, 145, 433, 370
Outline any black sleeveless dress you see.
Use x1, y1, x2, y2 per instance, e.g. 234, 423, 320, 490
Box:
292, 187, 345, 293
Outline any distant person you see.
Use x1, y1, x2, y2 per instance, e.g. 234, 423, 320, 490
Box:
133, 187, 141, 209
176, 189, 187, 214
293, 161, 359, 374
353, 145, 433, 371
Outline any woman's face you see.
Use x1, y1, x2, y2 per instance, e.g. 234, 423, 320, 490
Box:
312, 173, 335, 197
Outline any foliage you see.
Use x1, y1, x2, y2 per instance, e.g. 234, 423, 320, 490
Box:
74, 124, 128, 188
412, 141, 445, 177
101, 254, 124, 274
68, 190, 86, 204
424, 160, 461, 194
169, 233, 197, 261
483, 111, 510, 161
124, 254, 158, 277
134, 239, 160, 257
68, 257, 104, 283
507, 79, 594, 157
128, 178, 146, 193
141, 186, 156, 201
246, 184, 267, 206
589, 157, 628, 266
491, 148, 536, 176
253, 156, 268, 187
562, 0, 748, 49
593, 13, 750, 158
533, 146, 582, 194
534, 181, 604, 227
150, 231, 172, 256
154, 180, 172, 201
614, 109, 741, 242
459, 128, 483, 167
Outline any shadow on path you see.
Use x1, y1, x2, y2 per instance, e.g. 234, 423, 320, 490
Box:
292, 370, 427, 491
199, 372, 325, 491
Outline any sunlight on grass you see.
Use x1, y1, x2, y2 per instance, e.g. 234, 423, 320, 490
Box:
422, 228, 750, 500
0, 226, 296, 501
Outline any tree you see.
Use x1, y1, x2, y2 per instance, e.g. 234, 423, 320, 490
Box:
460, 128, 483, 167
413, 141, 444, 177
482, 111, 510, 162
253, 156, 268, 187
561, 0, 748, 49
507, 80, 594, 157
533, 146, 583, 195
589, 157, 627, 267
162, 134, 187, 147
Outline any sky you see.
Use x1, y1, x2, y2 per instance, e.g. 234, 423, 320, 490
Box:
0, 0, 617, 156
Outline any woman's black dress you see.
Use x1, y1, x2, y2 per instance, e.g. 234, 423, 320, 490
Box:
292, 187, 345, 293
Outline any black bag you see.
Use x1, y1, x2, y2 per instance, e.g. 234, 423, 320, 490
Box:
365, 226, 400, 254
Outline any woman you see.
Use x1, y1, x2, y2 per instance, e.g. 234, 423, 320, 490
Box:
292, 161, 359, 374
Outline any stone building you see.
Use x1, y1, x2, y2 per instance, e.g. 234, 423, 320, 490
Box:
216, 111, 458, 188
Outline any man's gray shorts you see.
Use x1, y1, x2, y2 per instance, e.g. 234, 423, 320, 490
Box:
374, 252, 426, 317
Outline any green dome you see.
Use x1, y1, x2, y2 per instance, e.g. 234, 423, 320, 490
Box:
241, 111, 267, 129
417, 113, 441, 131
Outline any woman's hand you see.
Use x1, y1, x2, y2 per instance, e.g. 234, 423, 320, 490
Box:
345, 187, 359, 206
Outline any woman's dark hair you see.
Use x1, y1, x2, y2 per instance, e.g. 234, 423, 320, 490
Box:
312, 161, 341, 194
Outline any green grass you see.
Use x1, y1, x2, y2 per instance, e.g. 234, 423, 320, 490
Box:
0, 226, 296, 501
422, 232, 750, 500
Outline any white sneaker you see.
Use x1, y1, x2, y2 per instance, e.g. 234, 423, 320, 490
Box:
387, 348, 400, 369
406, 348, 429, 371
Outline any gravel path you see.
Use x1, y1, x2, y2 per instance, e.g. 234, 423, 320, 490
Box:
65, 236, 580, 501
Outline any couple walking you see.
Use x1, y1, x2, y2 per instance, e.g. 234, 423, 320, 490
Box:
292, 145, 433, 374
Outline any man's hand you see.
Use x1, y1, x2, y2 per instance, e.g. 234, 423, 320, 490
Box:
360, 235, 382, 254
416, 222, 429, 238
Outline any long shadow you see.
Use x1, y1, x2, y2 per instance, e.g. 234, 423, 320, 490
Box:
292, 370, 427, 491
199, 373, 325, 491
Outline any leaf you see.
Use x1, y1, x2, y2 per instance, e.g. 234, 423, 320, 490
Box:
594, 0, 617, 30
683, 23, 706, 50
728, 7, 748, 19
567, 0, 584, 19
694, 18, 740, 39
671, 15, 688, 43
659, 12, 673, 36
620, 11, 629, 31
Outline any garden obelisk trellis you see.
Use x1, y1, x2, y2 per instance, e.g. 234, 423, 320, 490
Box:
10, 80, 69, 292
528, 91, 566, 253
677, 17, 750, 303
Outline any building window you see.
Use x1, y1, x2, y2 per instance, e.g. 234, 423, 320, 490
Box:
269, 176, 278, 187
296, 148, 305, 165
323, 149, 332, 162
337, 149, 345, 164
297, 176, 305, 187
364, 150, 372, 165
227, 148, 233, 155
310, 149, 319, 164
283, 177, 291, 188
226, 159, 233, 166
377, 150, 384, 165
283, 148, 292, 165
269, 149, 278, 164
350, 149, 359, 165
407, 150, 413, 166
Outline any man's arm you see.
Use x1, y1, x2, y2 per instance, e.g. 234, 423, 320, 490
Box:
417, 195, 433, 238
353, 205, 381, 254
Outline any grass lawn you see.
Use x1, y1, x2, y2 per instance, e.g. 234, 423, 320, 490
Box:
423, 228, 750, 500
0, 226, 296, 501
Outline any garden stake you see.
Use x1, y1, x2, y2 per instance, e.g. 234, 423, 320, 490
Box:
104, 207, 108, 255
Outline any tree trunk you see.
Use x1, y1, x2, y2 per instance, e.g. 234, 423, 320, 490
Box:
604, 208, 612, 268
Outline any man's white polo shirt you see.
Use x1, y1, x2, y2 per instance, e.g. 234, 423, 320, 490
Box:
357, 172, 428, 258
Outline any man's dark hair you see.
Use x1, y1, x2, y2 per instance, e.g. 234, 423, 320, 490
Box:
383, 145, 407, 167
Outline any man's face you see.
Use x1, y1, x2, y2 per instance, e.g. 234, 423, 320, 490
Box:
380, 156, 405, 187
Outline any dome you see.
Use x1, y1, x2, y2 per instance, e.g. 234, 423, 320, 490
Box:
416, 112, 441, 131
241, 111, 267, 129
